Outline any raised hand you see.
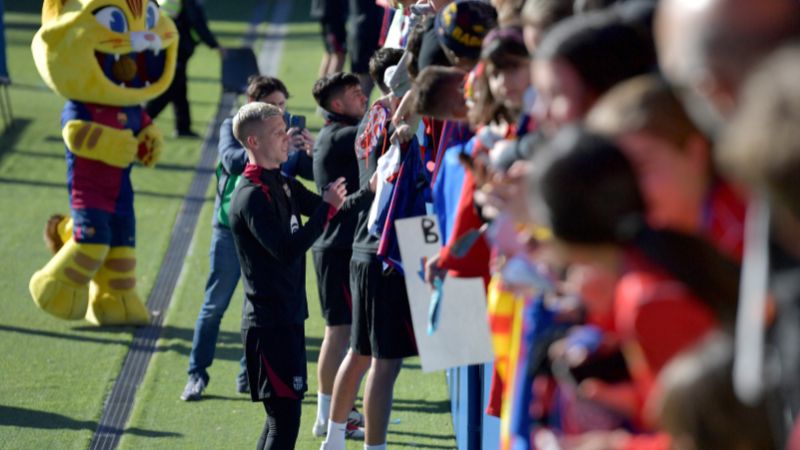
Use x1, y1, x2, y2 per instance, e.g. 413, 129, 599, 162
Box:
322, 177, 347, 210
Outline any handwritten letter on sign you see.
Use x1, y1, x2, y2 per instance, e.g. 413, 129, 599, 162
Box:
395, 216, 494, 372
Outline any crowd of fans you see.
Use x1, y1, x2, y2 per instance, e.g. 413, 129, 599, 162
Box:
185, 0, 800, 449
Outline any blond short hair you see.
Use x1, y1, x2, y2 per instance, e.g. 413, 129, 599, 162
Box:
232, 102, 283, 148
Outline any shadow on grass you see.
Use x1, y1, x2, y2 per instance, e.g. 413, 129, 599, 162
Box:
199, 394, 251, 402
6, 148, 212, 174
390, 398, 450, 414
388, 429, 455, 441
0, 176, 211, 201
386, 441, 455, 449
0, 118, 32, 161
72, 324, 242, 343
0, 324, 132, 347
69, 325, 323, 362
0, 405, 182, 438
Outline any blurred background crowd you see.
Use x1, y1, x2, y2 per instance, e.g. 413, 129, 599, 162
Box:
327, 0, 800, 448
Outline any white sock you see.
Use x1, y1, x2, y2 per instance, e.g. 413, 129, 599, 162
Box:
316, 392, 332, 425
321, 420, 346, 450
365, 444, 387, 450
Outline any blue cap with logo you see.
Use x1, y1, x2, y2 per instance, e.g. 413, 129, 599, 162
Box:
435, 0, 498, 61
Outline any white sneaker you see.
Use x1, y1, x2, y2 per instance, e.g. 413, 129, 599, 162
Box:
312, 420, 327, 437
347, 408, 365, 427
312, 417, 364, 440
344, 421, 364, 440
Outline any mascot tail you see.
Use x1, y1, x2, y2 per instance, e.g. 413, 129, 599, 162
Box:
44, 214, 71, 253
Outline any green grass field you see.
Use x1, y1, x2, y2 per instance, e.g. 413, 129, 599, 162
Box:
0, 1, 456, 449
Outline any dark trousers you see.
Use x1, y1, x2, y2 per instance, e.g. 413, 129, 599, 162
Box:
257, 397, 301, 450
146, 61, 191, 133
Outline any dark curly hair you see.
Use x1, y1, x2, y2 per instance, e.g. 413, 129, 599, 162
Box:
311, 72, 360, 111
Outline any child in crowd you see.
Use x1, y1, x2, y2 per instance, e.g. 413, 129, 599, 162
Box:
532, 10, 654, 135
587, 75, 745, 267
528, 126, 739, 448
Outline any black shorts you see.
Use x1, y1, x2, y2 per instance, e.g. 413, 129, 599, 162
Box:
347, 0, 386, 73
313, 249, 354, 326
349, 253, 418, 359
321, 15, 347, 54
313, 0, 347, 54
243, 324, 307, 402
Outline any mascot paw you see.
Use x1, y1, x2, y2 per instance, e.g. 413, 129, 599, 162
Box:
86, 290, 150, 326
29, 270, 89, 320
137, 124, 163, 167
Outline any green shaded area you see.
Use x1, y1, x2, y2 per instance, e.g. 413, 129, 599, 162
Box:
0, 0, 236, 447
1, 1, 456, 449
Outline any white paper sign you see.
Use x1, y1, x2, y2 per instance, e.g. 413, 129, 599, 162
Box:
395, 216, 495, 372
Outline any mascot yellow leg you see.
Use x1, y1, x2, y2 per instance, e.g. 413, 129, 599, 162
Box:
85, 246, 149, 326
29, 240, 109, 320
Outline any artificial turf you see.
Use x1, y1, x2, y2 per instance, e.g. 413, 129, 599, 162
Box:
0, 1, 456, 449
0, 3, 222, 448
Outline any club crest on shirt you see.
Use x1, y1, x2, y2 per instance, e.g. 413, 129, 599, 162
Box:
293, 376, 303, 391
290, 215, 299, 234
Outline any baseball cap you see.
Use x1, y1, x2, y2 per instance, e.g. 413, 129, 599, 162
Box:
435, 0, 498, 60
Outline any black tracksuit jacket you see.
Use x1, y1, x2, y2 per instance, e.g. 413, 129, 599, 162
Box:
230, 163, 371, 329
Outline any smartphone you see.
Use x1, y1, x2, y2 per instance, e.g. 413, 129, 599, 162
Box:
289, 114, 306, 130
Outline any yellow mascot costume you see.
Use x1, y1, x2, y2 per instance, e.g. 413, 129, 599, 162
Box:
29, 0, 178, 325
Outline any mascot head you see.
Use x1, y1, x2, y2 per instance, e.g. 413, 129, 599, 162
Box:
32, 0, 178, 106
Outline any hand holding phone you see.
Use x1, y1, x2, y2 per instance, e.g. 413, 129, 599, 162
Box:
289, 114, 306, 131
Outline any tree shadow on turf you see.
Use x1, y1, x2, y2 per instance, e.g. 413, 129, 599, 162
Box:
70, 325, 323, 363
388, 429, 455, 441
402, 361, 422, 370
0, 324, 131, 347
389, 398, 450, 414
0, 176, 194, 200
9, 145, 216, 176
0, 118, 32, 161
386, 441, 455, 449
72, 325, 242, 344
199, 394, 251, 402
0, 405, 182, 438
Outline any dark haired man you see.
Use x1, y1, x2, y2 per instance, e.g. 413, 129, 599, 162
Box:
181, 76, 314, 402
321, 63, 418, 450
309, 72, 368, 438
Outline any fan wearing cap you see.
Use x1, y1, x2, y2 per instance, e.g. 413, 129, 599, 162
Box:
435, 0, 499, 71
